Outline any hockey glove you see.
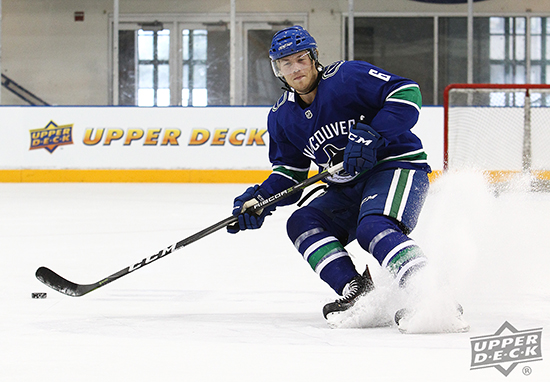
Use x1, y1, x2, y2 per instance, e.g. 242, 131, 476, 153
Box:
227, 185, 276, 234
344, 123, 384, 175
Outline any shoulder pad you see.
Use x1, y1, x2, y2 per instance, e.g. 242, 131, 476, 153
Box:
322, 61, 345, 80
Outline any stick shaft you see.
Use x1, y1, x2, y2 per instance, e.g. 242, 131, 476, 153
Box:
36, 163, 343, 296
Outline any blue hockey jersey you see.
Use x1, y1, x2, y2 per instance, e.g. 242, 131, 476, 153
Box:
261, 60, 431, 205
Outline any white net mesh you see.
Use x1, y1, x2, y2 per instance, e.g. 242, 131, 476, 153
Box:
446, 86, 550, 173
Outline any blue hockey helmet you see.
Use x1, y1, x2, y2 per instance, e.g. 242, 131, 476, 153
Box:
269, 25, 318, 61
269, 26, 320, 79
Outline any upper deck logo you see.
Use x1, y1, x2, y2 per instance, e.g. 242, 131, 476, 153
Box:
470, 321, 543, 376
30, 121, 74, 153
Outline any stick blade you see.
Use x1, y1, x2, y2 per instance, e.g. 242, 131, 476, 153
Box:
35, 266, 91, 297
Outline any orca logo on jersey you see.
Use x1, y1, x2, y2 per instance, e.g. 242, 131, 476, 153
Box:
322, 61, 344, 79
272, 92, 288, 112
303, 118, 356, 159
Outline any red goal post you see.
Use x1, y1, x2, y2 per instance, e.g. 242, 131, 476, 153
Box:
443, 83, 550, 183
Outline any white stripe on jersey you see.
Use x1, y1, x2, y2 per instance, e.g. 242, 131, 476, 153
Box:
384, 169, 402, 216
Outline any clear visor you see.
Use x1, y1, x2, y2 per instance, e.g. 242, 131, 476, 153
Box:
271, 51, 313, 78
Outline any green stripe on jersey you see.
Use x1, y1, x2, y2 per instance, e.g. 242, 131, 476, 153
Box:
307, 241, 342, 270
388, 86, 422, 109
377, 150, 427, 166
388, 169, 410, 218
273, 166, 309, 183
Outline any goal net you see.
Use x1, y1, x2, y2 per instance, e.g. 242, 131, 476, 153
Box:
444, 83, 550, 185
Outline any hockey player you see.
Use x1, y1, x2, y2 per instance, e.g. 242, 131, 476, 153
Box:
227, 25, 460, 331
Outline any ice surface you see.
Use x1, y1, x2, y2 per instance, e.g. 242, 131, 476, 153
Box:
1, 172, 549, 381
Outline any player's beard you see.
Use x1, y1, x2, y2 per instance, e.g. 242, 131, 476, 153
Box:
294, 70, 320, 96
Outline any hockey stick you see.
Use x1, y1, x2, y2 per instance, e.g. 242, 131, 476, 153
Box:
35, 162, 344, 297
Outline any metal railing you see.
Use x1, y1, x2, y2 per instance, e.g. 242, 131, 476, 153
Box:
1, 74, 50, 106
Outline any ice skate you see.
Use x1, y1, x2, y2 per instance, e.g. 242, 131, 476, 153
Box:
394, 303, 470, 334
323, 266, 393, 328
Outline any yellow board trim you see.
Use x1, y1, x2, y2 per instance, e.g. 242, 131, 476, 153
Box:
0, 169, 273, 183
429, 170, 550, 183
0, 169, 547, 184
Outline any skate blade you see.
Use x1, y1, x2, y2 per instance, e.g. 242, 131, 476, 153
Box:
397, 314, 470, 334
326, 310, 393, 329
325, 298, 394, 329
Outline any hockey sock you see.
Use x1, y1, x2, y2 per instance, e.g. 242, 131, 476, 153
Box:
293, 228, 358, 294
357, 215, 427, 287
288, 207, 359, 295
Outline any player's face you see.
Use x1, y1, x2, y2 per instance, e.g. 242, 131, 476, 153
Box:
278, 51, 317, 93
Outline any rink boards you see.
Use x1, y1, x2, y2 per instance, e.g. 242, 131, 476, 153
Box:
0, 106, 443, 182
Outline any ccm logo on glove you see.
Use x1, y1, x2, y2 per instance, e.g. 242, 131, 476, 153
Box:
348, 130, 377, 146
343, 123, 384, 175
